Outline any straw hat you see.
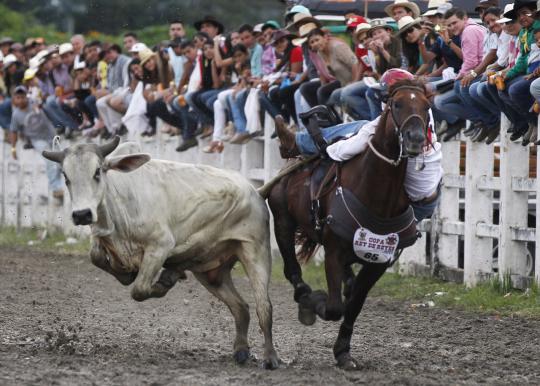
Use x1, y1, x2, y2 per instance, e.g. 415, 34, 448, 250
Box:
385, 0, 421, 19
396, 16, 423, 35
422, 0, 447, 17
292, 22, 320, 46
286, 12, 322, 32
367, 19, 394, 37
23, 68, 37, 82
139, 48, 157, 66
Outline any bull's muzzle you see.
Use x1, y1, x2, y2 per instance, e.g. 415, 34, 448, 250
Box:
72, 209, 93, 225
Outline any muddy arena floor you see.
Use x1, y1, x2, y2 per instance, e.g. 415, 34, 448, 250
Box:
1, 246, 540, 385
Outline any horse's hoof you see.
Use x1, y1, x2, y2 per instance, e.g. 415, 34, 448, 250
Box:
262, 356, 280, 370
233, 349, 250, 365
298, 303, 316, 326
336, 353, 359, 371
293, 283, 312, 302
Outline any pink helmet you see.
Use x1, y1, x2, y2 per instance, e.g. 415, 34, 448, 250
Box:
379, 68, 415, 88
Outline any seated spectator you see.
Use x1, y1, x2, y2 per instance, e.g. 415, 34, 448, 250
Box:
385, 0, 421, 22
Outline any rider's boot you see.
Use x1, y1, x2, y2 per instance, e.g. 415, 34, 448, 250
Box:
275, 115, 300, 158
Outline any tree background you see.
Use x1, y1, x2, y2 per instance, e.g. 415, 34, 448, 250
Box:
0, 0, 285, 43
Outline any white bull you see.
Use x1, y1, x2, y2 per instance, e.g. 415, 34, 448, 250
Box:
42, 137, 279, 369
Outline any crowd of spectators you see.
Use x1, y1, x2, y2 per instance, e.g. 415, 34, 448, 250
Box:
1, 0, 540, 200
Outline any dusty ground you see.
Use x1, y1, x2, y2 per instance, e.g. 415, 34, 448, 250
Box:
1, 246, 539, 386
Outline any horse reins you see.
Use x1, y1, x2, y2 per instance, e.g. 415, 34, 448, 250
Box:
368, 85, 429, 167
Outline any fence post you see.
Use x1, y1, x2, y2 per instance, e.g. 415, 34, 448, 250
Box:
435, 139, 461, 276
498, 115, 530, 285
463, 139, 493, 286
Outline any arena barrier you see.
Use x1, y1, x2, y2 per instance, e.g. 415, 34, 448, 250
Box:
1, 114, 538, 288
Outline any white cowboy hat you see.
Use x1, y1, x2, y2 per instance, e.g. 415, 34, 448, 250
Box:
3, 54, 17, 68
286, 12, 322, 32
498, 3, 515, 23
397, 16, 423, 35
422, 0, 448, 16
367, 19, 394, 37
129, 42, 148, 53
354, 23, 373, 39
59, 42, 74, 56
385, 0, 421, 19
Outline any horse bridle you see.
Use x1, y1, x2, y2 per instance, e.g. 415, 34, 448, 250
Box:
367, 85, 429, 167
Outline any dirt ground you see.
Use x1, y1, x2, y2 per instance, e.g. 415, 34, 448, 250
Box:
1, 246, 540, 386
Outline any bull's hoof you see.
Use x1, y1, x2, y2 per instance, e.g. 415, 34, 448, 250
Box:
233, 349, 250, 365
336, 352, 359, 371
262, 356, 280, 370
298, 302, 316, 326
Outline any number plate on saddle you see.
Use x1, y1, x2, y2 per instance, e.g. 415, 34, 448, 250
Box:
353, 226, 399, 264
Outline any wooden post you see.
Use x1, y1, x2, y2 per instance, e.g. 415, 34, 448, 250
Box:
463, 139, 494, 286
498, 115, 530, 284
435, 139, 461, 277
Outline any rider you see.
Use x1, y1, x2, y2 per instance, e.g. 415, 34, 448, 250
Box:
275, 69, 443, 222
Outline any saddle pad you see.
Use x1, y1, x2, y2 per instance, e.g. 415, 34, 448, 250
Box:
327, 187, 418, 250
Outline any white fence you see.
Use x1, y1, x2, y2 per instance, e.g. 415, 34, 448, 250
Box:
1, 115, 538, 288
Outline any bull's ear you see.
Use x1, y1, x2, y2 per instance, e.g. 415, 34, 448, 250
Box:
42, 150, 65, 163
103, 153, 150, 173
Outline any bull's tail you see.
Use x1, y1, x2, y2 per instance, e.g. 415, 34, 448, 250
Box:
295, 227, 320, 264
257, 155, 317, 199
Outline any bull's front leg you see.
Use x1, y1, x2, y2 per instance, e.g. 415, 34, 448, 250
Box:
131, 236, 176, 302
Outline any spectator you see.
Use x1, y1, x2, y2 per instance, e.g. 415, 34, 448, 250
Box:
422, 0, 450, 26
123, 32, 139, 54
8, 85, 63, 200
70, 34, 85, 66
194, 16, 225, 40
0, 37, 13, 57
169, 19, 186, 40
384, 0, 421, 22
434, 8, 488, 141
475, 0, 500, 19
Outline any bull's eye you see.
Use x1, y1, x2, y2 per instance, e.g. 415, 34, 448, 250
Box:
62, 172, 70, 186
93, 168, 101, 182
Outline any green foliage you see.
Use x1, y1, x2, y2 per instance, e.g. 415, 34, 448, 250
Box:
0, 4, 68, 43
0, 226, 89, 255
271, 260, 540, 318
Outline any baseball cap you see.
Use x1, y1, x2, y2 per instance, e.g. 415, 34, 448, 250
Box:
14, 85, 28, 95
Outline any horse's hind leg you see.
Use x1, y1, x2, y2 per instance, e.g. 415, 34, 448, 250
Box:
238, 240, 279, 370
193, 268, 251, 365
333, 263, 387, 370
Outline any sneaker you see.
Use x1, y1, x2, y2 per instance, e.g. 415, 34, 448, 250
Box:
176, 138, 198, 152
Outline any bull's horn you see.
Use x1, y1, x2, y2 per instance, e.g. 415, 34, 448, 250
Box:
42, 150, 65, 164
98, 136, 120, 158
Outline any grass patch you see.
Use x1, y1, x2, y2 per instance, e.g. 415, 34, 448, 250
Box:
271, 260, 540, 318
0, 226, 90, 255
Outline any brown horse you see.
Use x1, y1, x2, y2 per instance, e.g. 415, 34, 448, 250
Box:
266, 80, 431, 370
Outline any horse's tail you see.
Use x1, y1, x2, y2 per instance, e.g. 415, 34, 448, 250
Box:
295, 228, 320, 264
257, 156, 317, 199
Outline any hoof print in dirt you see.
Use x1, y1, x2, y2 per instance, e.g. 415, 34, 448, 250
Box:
233, 349, 251, 365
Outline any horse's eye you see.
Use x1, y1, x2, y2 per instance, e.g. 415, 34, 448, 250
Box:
394, 102, 403, 109
62, 172, 70, 186
93, 168, 101, 182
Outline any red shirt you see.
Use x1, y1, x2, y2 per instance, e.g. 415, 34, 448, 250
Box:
355, 45, 372, 72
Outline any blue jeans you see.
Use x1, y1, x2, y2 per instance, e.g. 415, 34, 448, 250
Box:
498, 75, 528, 130
340, 81, 371, 121
470, 81, 501, 118
84, 95, 98, 121
295, 120, 368, 155
508, 77, 536, 124
434, 81, 472, 122
171, 95, 198, 140
187, 89, 221, 126
32, 139, 63, 192
467, 78, 499, 127
43, 95, 79, 130
0, 98, 12, 129
411, 184, 441, 222
227, 89, 248, 134
530, 77, 540, 102
366, 87, 382, 120
259, 89, 281, 119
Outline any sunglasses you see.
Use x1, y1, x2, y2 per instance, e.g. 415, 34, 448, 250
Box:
405, 27, 416, 35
